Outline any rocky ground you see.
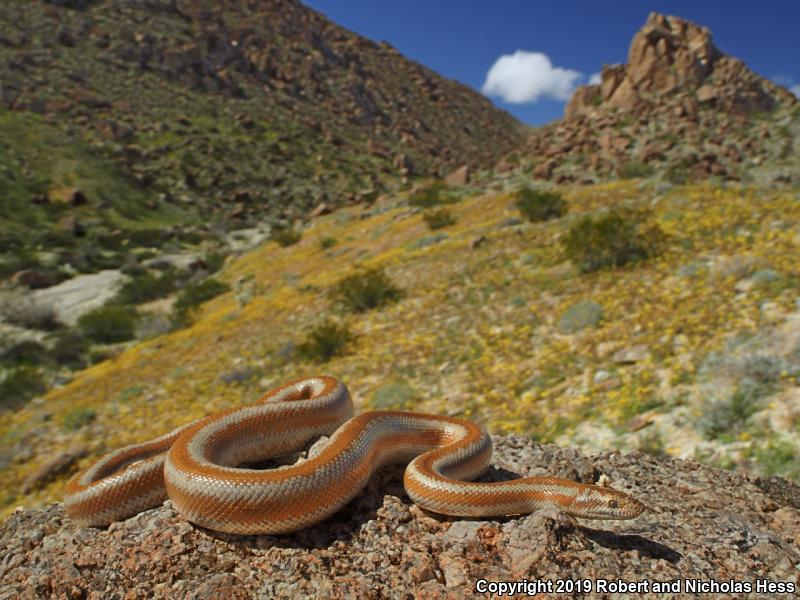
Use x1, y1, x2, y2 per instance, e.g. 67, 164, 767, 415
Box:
1, 435, 798, 599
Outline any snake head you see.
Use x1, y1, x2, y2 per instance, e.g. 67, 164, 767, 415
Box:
569, 485, 646, 520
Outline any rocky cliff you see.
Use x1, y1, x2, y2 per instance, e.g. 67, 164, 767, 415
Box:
1, 436, 798, 598
509, 13, 798, 186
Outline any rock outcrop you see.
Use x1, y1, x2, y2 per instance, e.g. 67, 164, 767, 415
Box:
1, 435, 798, 598
565, 13, 796, 119
513, 12, 799, 186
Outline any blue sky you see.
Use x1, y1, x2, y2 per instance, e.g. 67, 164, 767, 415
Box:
304, 0, 800, 125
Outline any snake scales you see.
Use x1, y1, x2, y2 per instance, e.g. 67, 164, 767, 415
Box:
65, 376, 645, 534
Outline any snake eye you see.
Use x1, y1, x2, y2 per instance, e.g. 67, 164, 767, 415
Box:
608, 499, 619, 509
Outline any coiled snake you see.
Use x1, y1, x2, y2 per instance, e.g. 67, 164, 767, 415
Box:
65, 376, 645, 534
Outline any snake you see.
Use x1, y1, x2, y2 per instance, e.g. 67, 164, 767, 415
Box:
64, 376, 645, 534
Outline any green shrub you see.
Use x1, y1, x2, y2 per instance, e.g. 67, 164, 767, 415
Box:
330, 267, 403, 313
754, 441, 798, 478
114, 268, 181, 305
127, 228, 171, 248
637, 430, 667, 458
271, 227, 302, 247
319, 237, 338, 250
171, 278, 229, 326
0, 250, 39, 279
296, 319, 354, 362
618, 160, 655, 179
0, 367, 45, 411
49, 330, 89, 369
78, 305, 139, 344
0, 341, 48, 366
62, 407, 97, 431
422, 208, 456, 230
665, 159, 693, 185
741, 355, 784, 385
120, 261, 147, 277
515, 187, 567, 222
699, 380, 768, 440
408, 181, 452, 208
204, 251, 226, 274
562, 207, 666, 273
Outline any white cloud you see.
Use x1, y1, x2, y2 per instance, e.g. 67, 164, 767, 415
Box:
588, 72, 602, 85
482, 50, 582, 103
791, 85, 800, 98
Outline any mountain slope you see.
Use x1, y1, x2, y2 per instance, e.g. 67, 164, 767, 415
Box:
0, 0, 525, 232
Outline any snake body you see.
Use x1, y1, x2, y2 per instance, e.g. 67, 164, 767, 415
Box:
65, 376, 645, 534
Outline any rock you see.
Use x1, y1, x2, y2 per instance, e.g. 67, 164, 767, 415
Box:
558, 299, 603, 334
711, 254, 766, 280
747, 268, 782, 290
533, 159, 556, 180
593, 370, 612, 384
696, 84, 719, 103
444, 165, 470, 186
2, 437, 798, 597
22, 447, 87, 493
31, 270, 127, 326
612, 344, 651, 364
308, 202, 332, 219
564, 85, 600, 120
495, 156, 515, 173
97, 120, 134, 142
606, 75, 639, 110
596, 341, 622, 359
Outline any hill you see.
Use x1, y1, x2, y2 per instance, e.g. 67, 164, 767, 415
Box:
0, 0, 525, 270
3, 178, 799, 516
503, 12, 799, 186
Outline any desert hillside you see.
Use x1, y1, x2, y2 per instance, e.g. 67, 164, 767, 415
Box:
1, 6, 799, 586
1, 0, 525, 274
1, 6, 799, 597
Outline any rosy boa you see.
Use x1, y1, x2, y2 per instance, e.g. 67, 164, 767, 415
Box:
65, 376, 645, 534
